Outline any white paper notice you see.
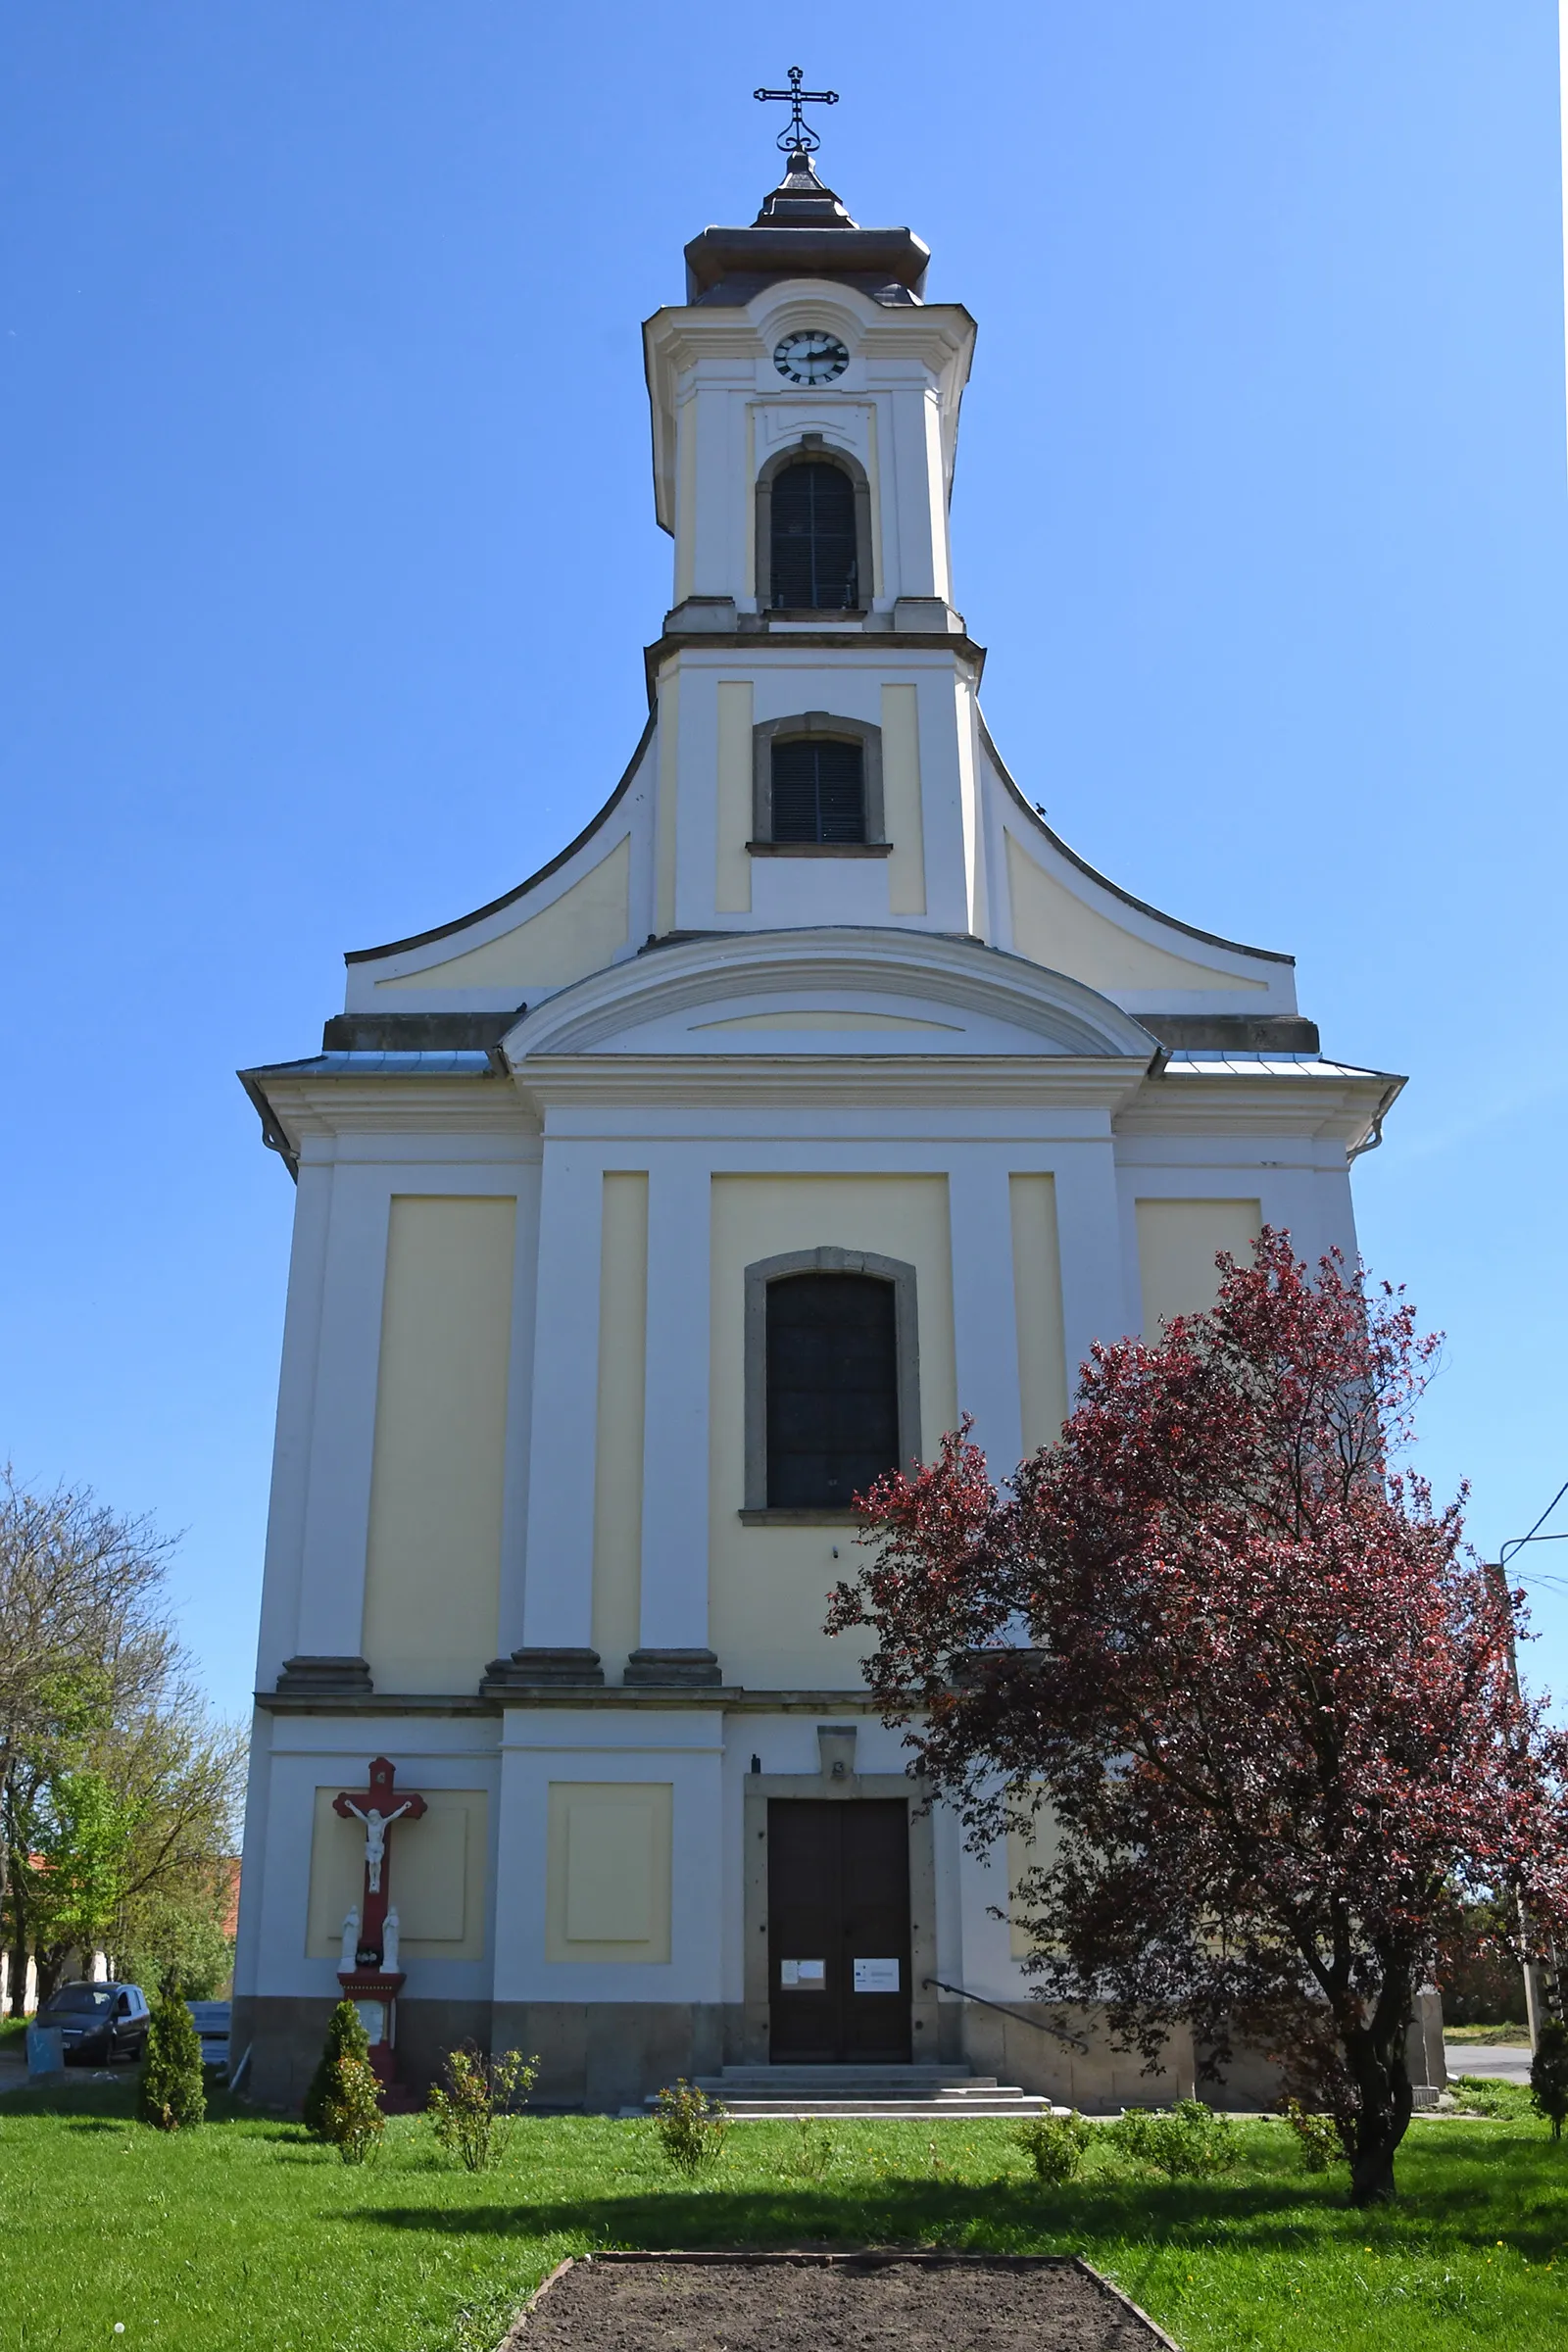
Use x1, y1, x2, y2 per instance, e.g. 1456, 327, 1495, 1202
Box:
780, 1959, 826, 1988
853, 1958, 900, 1993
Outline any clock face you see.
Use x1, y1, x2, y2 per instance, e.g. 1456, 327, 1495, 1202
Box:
773, 330, 850, 386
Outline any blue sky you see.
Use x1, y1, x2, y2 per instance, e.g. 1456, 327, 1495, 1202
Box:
3, 4, 1565, 1725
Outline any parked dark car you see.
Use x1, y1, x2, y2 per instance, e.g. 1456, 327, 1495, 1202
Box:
33, 1981, 150, 2063
186, 2000, 230, 2073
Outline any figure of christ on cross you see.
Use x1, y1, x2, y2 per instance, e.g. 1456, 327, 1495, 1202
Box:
333, 1757, 426, 1969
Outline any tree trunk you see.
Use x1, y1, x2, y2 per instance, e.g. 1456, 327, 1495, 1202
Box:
1343, 1974, 1415, 2206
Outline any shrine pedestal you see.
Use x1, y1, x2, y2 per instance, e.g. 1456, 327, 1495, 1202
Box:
336, 1968, 417, 2111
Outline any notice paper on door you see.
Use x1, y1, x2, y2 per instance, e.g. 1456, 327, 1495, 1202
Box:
853, 1957, 900, 1993
780, 1959, 826, 1988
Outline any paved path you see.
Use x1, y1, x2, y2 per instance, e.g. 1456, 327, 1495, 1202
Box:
1446, 2042, 1533, 2084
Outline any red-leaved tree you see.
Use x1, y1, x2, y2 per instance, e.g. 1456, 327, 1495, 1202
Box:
827, 1231, 1568, 2204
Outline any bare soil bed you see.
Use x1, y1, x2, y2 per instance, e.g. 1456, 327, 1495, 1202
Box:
506, 2251, 1176, 2351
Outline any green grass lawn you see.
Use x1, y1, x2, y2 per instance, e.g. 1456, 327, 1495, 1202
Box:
0, 2079, 1563, 2352
1443, 2023, 1532, 2044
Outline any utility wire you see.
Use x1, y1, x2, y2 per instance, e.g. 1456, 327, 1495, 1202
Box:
1501, 1477, 1568, 1568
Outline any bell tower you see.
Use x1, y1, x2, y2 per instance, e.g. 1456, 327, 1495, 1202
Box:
641, 79, 984, 940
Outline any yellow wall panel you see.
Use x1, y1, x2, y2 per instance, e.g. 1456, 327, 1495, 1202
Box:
592, 1173, 649, 1679
1005, 834, 1264, 995
362, 1196, 515, 1692
545, 1782, 672, 1963
1006, 1790, 1062, 1961
305, 1787, 488, 1961
1136, 1198, 1261, 1337
709, 1174, 956, 1689
377, 838, 629, 992
1009, 1174, 1068, 1453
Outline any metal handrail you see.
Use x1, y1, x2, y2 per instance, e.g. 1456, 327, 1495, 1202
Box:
922, 1976, 1087, 2050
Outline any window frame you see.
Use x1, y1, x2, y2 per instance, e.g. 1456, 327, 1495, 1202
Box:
742, 1248, 922, 1519
752, 712, 886, 856
755, 438, 876, 616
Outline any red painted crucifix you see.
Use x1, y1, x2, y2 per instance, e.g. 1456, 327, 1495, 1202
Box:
333, 1756, 426, 1969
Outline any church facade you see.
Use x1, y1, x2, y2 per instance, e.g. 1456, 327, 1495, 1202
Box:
232, 144, 1401, 2113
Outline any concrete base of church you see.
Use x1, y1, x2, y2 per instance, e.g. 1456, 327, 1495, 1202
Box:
233, 1989, 1447, 2116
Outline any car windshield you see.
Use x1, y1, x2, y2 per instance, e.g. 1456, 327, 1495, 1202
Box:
45, 1985, 112, 2013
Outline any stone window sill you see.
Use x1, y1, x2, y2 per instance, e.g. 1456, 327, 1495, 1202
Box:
738, 1507, 867, 1526
746, 841, 893, 858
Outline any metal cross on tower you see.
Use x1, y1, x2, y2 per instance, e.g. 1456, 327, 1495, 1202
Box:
754, 65, 839, 157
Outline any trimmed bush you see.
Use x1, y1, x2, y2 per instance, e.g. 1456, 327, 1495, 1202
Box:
426, 2044, 537, 2173
302, 1999, 371, 2139
1111, 2098, 1234, 2180
1280, 2096, 1347, 2172
652, 2079, 729, 2178
319, 2052, 385, 2165
138, 1982, 206, 2132
1531, 2019, 1568, 2141
1016, 2109, 1092, 2184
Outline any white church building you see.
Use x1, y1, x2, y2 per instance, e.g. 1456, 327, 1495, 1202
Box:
232, 133, 1402, 2113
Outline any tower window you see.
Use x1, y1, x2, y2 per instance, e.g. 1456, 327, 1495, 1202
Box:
765, 1273, 900, 1509
770, 737, 866, 845
769, 461, 859, 611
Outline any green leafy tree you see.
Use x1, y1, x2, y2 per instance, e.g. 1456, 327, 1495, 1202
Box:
1530, 2019, 1568, 2141
138, 1980, 206, 2131
303, 1999, 371, 2138
116, 1886, 233, 2001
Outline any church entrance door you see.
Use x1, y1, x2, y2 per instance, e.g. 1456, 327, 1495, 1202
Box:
766, 1800, 911, 2064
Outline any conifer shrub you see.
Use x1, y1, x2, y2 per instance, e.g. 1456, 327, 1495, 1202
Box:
425, 2043, 537, 2173
319, 2052, 385, 2164
303, 1999, 371, 2139
137, 1981, 206, 2132
1530, 2019, 1568, 2141
652, 2079, 729, 2177
1016, 2108, 1093, 2183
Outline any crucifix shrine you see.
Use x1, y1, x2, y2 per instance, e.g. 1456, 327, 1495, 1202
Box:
333, 1755, 426, 1968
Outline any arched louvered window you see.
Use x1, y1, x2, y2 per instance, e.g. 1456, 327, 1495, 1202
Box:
765, 1273, 900, 1509
769, 461, 859, 612
770, 736, 866, 845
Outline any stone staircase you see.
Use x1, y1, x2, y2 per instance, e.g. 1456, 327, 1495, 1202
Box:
659, 2065, 1058, 2118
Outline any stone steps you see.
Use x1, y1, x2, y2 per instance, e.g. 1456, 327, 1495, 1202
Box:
641, 2065, 1058, 2119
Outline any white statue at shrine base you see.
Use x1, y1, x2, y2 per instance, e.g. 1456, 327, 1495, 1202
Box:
341, 1797, 412, 1893
339, 1907, 360, 1973
381, 1909, 400, 1973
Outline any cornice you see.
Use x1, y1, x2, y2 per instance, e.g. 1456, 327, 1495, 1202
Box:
511, 1054, 1151, 1114
1115, 1066, 1405, 1148
645, 629, 986, 700
253, 1072, 537, 1154
260, 1685, 897, 1717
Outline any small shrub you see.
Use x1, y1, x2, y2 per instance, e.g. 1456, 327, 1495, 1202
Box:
1530, 2019, 1568, 2141
791, 2118, 836, 2180
1016, 2109, 1092, 2184
426, 2043, 537, 2173
319, 2052, 385, 2165
652, 2078, 729, 2178
303, 2000, 371, 2139
1280, 2096, 1346, 2172
1111, 2098, 1234, 2180
137, 1981, 205, 2132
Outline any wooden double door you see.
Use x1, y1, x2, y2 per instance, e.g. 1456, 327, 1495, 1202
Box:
766, 1799, 911, 2064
